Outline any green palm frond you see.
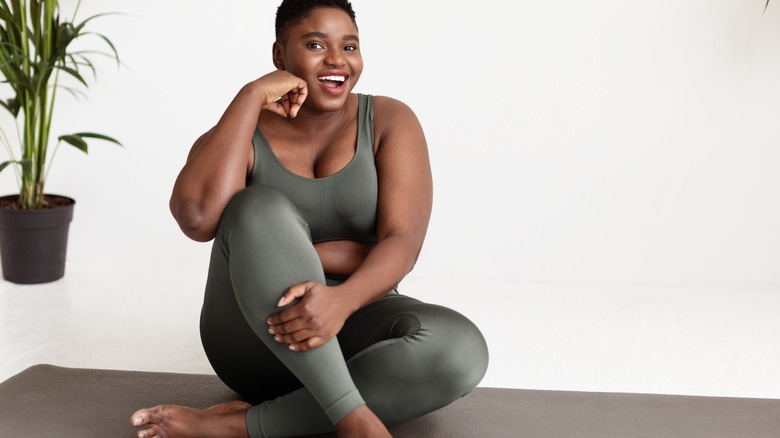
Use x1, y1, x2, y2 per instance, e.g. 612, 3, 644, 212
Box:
0, 0, 121, 209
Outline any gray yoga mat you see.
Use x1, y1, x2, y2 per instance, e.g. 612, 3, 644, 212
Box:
1, 364, 779, 437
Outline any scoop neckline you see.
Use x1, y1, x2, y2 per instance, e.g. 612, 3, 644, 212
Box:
253, 96, 363, 182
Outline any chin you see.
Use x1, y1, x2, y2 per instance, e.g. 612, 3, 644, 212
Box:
310, 92, 351, 112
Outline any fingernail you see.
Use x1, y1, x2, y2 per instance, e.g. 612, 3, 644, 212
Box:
268, 327, 275, 335
274, 334, 282, 342
266, 318, 272, 325
289, 344, 298, 351
277, 297, 286, 307
134, 416, 142, 426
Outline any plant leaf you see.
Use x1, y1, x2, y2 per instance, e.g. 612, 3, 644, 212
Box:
0, 96, 19, 116
58, 134, 88, 154
90, 32, 119, 66
0, 159, 31, 174
54, 63, 88, 87
57, 84, 87, 101
71, 131, 123, 146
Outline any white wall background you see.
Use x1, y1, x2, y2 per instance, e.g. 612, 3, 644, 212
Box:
2, 0, 780, 288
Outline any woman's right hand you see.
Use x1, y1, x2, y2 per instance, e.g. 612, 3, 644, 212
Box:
252, 70, 308, 119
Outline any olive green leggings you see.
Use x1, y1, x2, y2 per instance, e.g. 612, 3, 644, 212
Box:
199, 185, 489, 438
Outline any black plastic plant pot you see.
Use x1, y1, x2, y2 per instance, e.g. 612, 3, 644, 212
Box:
0, 195, 75, 284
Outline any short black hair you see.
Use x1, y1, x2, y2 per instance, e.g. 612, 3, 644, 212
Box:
275, 0, 357, 44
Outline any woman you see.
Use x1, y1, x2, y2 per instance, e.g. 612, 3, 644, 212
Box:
131, 1, 488, 437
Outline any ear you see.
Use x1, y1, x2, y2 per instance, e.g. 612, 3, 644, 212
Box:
272, 41, 285, 70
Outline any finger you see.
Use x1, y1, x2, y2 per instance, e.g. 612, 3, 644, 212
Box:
264, 100, 290, 118
277, 282, 311, 307
268, 317, 308, 335
290, 336, 325, 352
267, 305, 299, 326
273, 329, 318, 345
289, 85, 307, 118
281, 94, 292, 116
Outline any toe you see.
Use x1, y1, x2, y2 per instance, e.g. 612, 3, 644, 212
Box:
131, 409, 150, 427
140, 425, 164, 438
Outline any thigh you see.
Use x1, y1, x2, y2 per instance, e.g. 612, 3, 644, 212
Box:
336, 292, 489, 424
337, 292, 426, 360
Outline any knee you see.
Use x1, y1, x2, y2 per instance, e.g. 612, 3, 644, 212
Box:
219, 185, 307, 238
423, 308, 489, 399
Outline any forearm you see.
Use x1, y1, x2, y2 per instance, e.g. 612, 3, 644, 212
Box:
333, 233, 421, 313
170, 83, 266, 241
314, 240, 374, 276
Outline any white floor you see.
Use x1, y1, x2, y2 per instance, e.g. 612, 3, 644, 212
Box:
2, 259, 780, 400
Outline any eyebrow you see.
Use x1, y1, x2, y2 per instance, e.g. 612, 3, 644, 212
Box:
301, 31, 359, 42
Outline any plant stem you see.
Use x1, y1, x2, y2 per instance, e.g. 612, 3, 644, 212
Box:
72, 0, 82, 21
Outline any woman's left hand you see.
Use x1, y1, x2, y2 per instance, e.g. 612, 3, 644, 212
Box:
266, 281, 352, 352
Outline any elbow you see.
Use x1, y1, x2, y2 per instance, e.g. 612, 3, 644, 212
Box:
404, 245, 423, 275
170, 199, 216, 242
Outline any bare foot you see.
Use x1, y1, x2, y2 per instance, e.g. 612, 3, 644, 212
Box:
335, 405, 392, 438
130, 401, 251, 438
206, 400, 252, 415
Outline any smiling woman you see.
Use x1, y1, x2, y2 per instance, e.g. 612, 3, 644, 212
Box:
129, 1, 489, 438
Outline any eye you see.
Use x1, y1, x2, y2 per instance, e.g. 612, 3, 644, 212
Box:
307, 42, 324, 50
344, 44, 358, 52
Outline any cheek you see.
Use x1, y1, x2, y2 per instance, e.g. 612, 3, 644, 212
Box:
287, 59, 316, 77
351, 58, 364, 77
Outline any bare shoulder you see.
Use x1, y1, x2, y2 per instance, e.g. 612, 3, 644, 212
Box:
373, 95, 419, 125
372, 95, 425, 149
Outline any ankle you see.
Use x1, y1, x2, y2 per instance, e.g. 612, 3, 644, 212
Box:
335, 405, 390, 437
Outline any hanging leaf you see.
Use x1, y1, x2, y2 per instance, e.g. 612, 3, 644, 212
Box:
0, 159, 13, 172
55, 63, 88, 87
0, 96, 19, 116
58, 134, 88, 154
70, 132, 123, 146
57, 132, 123, 156
0, 158, 31, 174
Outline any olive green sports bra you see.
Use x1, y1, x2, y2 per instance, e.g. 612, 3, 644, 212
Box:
247, 93, 377, 243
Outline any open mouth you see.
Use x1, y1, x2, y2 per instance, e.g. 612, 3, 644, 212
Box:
318, 75, 347, 87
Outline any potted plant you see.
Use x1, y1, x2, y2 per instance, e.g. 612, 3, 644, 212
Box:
0, 0, 120, 284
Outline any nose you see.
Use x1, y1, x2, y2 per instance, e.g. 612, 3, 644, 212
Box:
324, 47, 346, 67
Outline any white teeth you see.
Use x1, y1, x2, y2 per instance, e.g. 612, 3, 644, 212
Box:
318, 75, 346, 82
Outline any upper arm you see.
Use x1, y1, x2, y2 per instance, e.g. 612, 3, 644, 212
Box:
186, 127, 254, 174
186, 129, 213, 161
373, 96, 433, 252
170, 127, 255, 241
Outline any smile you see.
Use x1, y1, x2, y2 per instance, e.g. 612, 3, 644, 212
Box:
318, 75, 347, 87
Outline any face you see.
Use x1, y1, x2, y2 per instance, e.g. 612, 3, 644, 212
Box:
273, 7, 363, 113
